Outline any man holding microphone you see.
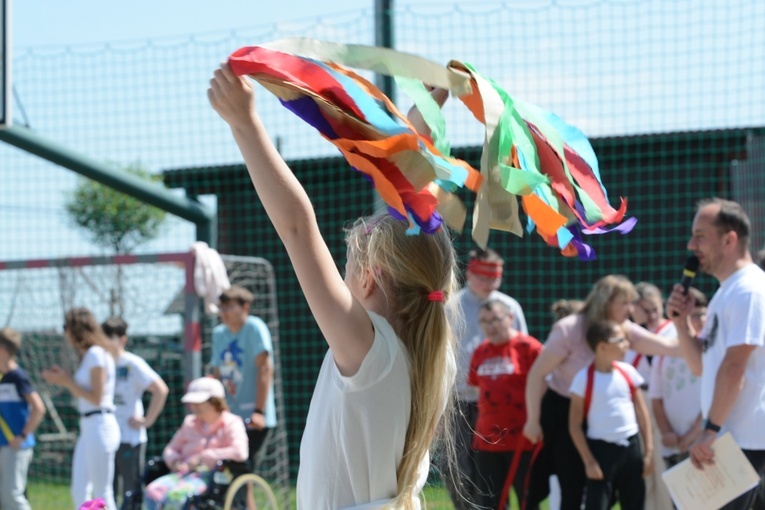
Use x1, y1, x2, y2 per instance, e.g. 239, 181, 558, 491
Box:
667, 198, 765, 510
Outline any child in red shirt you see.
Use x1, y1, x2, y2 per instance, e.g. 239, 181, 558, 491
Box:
469, 299, 543, 510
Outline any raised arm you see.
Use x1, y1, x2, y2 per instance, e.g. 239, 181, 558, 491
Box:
406, 87, 448, 137
208, 64, 373, 376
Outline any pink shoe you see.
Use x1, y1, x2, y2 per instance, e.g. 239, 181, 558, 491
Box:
79, 499, 107, 510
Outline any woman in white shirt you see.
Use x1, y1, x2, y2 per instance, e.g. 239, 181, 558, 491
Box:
43, 307, 121, 510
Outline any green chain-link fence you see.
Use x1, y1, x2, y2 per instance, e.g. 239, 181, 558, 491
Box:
1, 1, 764, 506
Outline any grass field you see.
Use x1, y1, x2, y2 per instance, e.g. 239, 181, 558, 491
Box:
28, 480, 549, 509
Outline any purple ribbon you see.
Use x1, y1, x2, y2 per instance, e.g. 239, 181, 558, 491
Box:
280, 96, 338, 139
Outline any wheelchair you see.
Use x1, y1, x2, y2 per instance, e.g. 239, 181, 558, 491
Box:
120, 457, 278, 510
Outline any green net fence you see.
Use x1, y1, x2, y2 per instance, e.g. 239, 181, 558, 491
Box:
1, 1, 764, 507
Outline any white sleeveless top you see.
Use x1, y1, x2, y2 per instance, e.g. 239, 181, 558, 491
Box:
296, 312, 429, 510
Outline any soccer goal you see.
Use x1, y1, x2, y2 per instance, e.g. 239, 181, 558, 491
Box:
0, 252, 290, 507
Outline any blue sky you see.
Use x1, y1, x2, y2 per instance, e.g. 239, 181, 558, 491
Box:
4, 0, 764, 264
2, 0, 763, 331
14, 0, 420, 47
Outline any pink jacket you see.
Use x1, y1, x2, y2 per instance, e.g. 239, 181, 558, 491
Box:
163, 410, 248, 470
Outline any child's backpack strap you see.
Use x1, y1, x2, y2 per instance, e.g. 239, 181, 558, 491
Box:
583, 363, 596, 418
612, 362, 637, 398
584, 362, 636, 423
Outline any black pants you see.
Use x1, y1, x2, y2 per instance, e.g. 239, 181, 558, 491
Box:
720, 449, 765, 510
475, 450, 537, 510
527, 390, 586, 510
113, 442, 146, 504
584, 434, 645, 510
246, 427, 272, 471
441, 400, 480, 510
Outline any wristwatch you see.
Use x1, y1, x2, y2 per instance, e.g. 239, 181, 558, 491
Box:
253, 408, 264, 416
702, 418, 721, 433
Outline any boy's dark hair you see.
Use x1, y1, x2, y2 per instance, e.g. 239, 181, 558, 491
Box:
468, 247, 504, 264
585, 320, 620, 353
688, 287, 708, 308
478, 298, 512, 314
219, 286, 254, 306
101, 316, 128, 338
0, 327, 22, 357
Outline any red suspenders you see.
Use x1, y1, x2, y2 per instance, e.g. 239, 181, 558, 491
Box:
583, 362, 636, 420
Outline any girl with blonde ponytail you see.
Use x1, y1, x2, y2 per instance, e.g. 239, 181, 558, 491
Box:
209, 64, 459, 509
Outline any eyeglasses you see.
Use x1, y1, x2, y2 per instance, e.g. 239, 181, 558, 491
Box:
479, 315, 508, 326
607, 336, 628, 344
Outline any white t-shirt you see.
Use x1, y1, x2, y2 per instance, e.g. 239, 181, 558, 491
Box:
74, 345, 116, 414
699, 264, 765, 450
570, 361, 644, 446
296, 312, 431, 510
114, 351, 161, 446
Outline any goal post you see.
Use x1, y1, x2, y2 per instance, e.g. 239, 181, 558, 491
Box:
0, 251, 290, 507
0, 0, 10, 128
0, 251, 202, 382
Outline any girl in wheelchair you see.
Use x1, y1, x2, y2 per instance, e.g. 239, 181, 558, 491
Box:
142, 377, 248, 510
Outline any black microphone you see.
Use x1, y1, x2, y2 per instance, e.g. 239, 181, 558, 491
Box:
672, 255, 700, 316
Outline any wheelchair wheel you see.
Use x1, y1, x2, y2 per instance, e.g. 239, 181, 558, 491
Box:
222, 473, 278, 510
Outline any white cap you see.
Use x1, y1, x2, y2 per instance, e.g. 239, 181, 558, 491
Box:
181, 377, 225, 404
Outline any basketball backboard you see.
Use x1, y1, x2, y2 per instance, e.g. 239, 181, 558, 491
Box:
0, 0, 10, 128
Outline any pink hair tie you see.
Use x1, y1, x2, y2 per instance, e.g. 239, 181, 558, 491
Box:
427, 290, 444, 302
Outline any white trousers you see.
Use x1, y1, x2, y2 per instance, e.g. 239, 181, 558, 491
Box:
71, 413, 121, 510
0, 446, 33, 510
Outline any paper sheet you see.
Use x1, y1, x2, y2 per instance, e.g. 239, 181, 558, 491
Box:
661, 432, 761, 510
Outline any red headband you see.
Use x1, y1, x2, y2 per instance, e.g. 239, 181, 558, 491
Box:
467, 259, 503, 279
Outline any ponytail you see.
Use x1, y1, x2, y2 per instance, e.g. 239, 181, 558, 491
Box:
346, 215, 459, 509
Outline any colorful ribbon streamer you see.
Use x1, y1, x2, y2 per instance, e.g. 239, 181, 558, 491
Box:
228, 38, 635, 259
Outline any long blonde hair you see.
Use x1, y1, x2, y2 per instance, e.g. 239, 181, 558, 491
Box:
346, 214, 459, 509
64, 307, 115, 357
580, 275, 637, 329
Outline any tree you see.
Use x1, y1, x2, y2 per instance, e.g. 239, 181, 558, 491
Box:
65, 163, 168, 315
66, 163, 167, 254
